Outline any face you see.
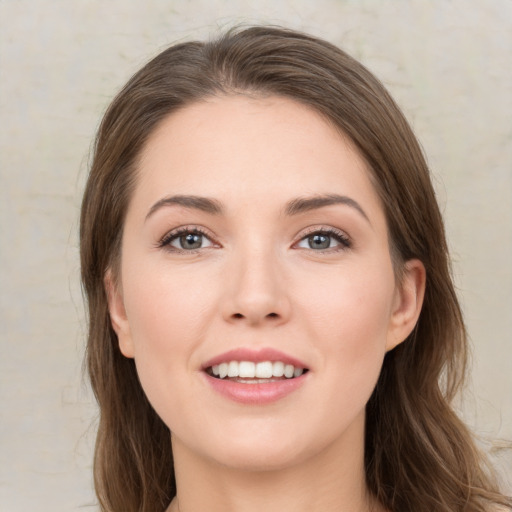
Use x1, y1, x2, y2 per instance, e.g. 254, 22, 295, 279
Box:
107, 95, 424, 472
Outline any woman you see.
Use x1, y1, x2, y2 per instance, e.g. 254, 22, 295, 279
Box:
80, 26, 511, 512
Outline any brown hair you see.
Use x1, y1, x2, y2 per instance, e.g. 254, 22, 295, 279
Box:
80, 26, 511, 512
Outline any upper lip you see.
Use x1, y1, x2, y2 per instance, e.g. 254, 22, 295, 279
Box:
201, 347, 308, 371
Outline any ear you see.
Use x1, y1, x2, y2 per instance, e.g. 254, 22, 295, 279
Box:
386, 259, 426, 352
104, 270, 135, 358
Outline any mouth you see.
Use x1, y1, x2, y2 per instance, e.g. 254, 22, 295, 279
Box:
201, 348, 310, 403
205, 360, 309, 383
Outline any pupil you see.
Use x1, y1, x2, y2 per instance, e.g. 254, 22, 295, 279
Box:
310, 234, 330, 249
181, 233, 202, 249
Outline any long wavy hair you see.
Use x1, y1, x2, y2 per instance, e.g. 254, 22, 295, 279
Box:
80, 26, 511, 512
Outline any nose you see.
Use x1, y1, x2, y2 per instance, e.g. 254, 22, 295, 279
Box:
221, 246, 292, 327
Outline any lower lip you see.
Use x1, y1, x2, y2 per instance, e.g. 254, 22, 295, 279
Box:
203, 373, 308, 404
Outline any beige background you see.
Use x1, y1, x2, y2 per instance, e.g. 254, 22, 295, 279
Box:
1, 1, 511, 510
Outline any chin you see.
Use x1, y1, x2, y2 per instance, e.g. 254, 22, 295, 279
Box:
195, 420, 334, 473
213, 443, 309, 473
170, 418, 312, 473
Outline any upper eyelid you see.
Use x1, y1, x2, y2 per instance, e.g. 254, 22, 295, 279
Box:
294, 225, 351, 243
159, 224, 349, 239
159, 225, 217, 246
298, 225, 349, 238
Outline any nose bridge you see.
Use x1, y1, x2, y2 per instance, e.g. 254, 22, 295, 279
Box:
222, 234, 290, 326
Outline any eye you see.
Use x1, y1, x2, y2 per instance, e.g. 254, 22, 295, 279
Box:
158, 227, 215, 252
296, 228, 351, 252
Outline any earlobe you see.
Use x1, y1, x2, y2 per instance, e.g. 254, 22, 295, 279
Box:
104, 270, 135, 358
386, 259, 426, 352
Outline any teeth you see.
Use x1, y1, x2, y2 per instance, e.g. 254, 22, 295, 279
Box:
255, 361, 273, 378
208, 360, 306, 380
218, 362, 228, 379
284, 364, 294, 378
227, 361, 238, 377
239, 361, 256, 378
272, 361, 284, 377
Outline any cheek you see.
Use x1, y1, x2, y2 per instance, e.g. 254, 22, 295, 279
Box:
121, 257, 227, 397
300, 262, 395, 392
301, 262, 395, 345
123, 259, 216, 351
122, 285, 206, 432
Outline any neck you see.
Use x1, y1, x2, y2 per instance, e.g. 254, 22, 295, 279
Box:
167, 413, 382, 512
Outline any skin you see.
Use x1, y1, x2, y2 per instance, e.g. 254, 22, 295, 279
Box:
106, 95, 425, 512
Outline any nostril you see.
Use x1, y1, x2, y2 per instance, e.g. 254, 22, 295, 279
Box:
231, 311, 279, 321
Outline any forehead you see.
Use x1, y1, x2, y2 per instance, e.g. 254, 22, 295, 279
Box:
132, 94, 384, 224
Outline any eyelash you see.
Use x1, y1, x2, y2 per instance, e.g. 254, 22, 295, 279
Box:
157, 226, 214, 254
157, 226, 352, 254
298, 227, 352, 252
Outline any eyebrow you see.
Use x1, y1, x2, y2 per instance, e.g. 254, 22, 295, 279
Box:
146, 195, 223, 219
284, 194, 369, 222
145, 193, 370, 223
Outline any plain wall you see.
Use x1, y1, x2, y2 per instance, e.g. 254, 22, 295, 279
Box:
1, 1, 511, 510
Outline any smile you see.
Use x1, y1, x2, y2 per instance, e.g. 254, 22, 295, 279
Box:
207, 360, 306, 381
201, 348, 310, 404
